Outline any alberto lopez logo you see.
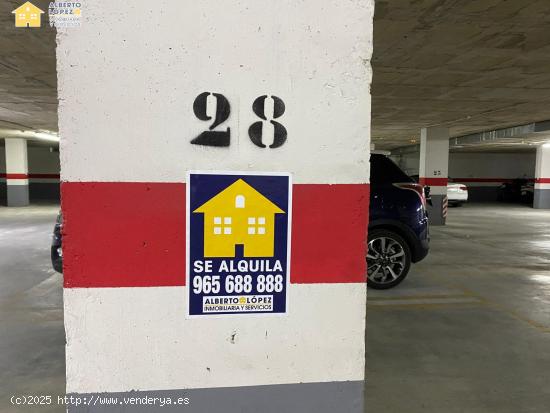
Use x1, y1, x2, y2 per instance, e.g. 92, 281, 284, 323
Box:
12, 1, 82, 28
12, 2, 44, 27
48, 2, 82, 28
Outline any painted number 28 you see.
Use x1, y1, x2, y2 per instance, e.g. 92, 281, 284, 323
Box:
191, 93, 287, 148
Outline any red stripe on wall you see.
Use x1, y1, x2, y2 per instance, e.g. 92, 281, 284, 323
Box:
452, 177, 511, 183
62, 182, 369, 288
30, 173, 61, 179
419, 177, 448, 186
452, 178, 535, 183
535, 178, 550, 184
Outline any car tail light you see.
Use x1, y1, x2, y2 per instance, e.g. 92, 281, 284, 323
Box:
394, 183, 427, 209
460, 185, 467, 191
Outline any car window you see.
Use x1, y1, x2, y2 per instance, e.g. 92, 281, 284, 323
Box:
370, 154, 413, 185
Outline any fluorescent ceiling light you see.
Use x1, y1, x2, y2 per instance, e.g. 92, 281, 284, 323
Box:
31, 131, 60, 142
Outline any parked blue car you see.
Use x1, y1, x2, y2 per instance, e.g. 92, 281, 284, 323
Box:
368, 153, 429, 289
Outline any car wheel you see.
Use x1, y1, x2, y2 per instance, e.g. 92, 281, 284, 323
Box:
51, 246, 63, 273
367, 229, 411, 289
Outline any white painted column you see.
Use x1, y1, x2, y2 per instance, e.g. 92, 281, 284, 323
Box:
57, 1, 373, 412
4, 138, 29, 207
534, 143, 550, 209
419, 127, 449, 225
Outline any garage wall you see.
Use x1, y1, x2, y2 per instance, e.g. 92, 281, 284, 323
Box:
449, 152, 536, 201
0, 145, 5, 203
393, 151, 420, 177
392, 151, 536, 201
28, 147, 60, 200
0, 143, 60, 204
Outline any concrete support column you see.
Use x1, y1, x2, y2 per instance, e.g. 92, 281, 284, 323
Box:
419, 127, 449, 225
534, 144, 550, 209
4, 138, 29, 207
57, 1, 373, 412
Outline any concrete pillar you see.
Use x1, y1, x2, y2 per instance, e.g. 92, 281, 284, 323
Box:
57, 1, 373, 412
4, 138, 29, 207
419, 127, 449, 225
534, 144, 550, 209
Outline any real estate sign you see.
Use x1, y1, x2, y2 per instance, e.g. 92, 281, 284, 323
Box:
187, 171, 291, 316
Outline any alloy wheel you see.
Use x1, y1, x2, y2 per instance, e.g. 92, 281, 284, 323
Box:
367, 236, 407, 285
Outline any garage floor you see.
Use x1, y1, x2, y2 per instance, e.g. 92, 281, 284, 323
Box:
1, 204, 549, 412
367, 203, 550, 412
0, 204, 64, 412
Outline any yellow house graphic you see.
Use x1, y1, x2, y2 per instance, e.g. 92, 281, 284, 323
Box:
194, 179, 284, 257
12, 2, 44, 27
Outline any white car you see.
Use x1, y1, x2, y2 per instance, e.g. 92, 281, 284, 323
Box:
447, 182, 468, 206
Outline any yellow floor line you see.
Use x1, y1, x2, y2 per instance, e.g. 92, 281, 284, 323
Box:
445, 284, 550, 334
367, 301, 486, 310
368, 294, 470, 301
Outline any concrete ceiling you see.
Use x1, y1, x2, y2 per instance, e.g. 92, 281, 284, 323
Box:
0, 0, 57, 143
2, 0, 550, 152
372, 0, 550, 149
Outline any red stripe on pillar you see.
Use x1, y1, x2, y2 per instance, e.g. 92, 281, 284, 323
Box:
1, 173, 60, 179
535, 178, 550, 184
291, 184, 369, 283
62, 182, 186, 288
419, 177, 448, 186
61, 182, 369, 288
4, 173, 29, 179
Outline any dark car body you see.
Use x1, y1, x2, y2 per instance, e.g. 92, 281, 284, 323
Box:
497, 178, 534, 204
51, 213, 62, 273
369, 154, 430, 264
